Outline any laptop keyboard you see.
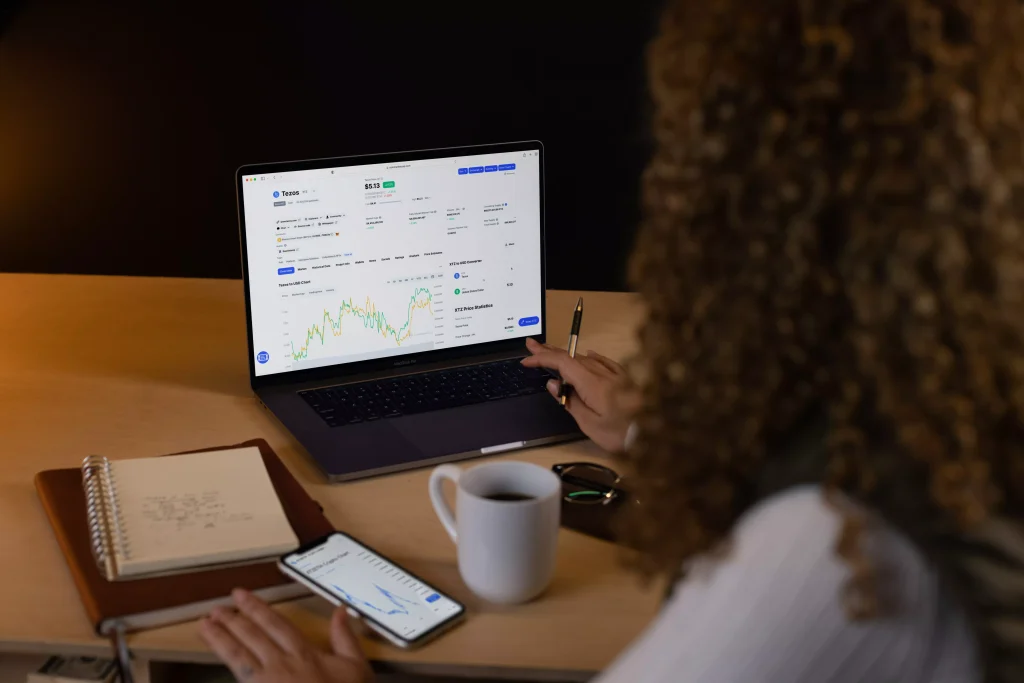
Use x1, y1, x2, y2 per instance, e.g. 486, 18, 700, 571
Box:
298, 358, 552, 428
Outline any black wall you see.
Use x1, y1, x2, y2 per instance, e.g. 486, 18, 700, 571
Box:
0, 2, 658, 291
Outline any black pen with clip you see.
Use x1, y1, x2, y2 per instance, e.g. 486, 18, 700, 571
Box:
558, 297, 584, 405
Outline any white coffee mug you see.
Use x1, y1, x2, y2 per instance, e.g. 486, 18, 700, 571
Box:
429, 461, 561, 604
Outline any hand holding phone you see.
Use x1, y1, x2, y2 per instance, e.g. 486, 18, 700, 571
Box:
279, 532, 465, 649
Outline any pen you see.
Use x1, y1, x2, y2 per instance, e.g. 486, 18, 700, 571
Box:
559, 297, 584, 405
113, 623, 135, 683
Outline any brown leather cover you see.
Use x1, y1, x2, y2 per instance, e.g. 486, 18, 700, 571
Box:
35, 439, 334, 634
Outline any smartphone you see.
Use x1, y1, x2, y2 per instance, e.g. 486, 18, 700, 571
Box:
278, 532, 465, 649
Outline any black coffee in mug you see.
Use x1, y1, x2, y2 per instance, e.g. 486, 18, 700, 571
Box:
430, 461, 562, 603
484, 492, 535, 502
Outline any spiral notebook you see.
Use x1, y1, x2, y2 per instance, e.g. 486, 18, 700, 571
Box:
36, 439, 334, 634
83, 446, 299, 581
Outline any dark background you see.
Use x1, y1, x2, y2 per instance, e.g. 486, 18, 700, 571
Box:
0, 2, 659, 291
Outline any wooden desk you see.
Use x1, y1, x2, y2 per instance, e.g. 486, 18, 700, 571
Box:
0, 274, 659, 681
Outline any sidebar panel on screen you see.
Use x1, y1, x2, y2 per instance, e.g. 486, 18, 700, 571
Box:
241, 152, 542, 377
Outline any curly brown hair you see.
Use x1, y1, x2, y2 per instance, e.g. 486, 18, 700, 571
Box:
623, 0, 1024, 626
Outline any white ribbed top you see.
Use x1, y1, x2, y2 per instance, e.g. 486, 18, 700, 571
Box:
597, 485, 979, 683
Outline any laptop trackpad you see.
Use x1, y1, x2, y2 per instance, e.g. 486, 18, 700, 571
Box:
392, 394, 577, 458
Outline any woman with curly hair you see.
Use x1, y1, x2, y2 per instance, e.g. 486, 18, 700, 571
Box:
199, 0, 1024, 681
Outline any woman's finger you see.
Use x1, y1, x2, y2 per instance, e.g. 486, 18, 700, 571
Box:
210, 605, 281, 665
526, 337, 562, 353
546, 379, 603, 430
524, 350, 598, 376
576, 354, 617, 379
526, 354, 612, 386
525, 339, 570, 359
521, 349, 566, 370
199, 617, 262, 681
526, 339, 619, 384
329, 606, 364, 661
526, 353, 603, 404
585, 350, 627, 377
232, 588, 306, 655
540, 352, 613, 406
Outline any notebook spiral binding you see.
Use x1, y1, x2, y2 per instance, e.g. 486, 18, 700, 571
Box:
82, 455, 131, 582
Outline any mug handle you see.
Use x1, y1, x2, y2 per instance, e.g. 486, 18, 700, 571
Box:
428, 464, 462, 543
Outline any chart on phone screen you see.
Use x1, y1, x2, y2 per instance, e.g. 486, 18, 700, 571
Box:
241, 151, 544, 376
286, 535, 461, 640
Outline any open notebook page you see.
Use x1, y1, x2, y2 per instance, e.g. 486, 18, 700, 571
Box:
110, 446, 299, 578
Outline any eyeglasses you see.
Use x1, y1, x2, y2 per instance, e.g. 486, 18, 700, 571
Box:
552, 462, 622, 505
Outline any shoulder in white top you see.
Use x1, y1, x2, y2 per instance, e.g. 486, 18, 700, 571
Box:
596, 485, 980, 683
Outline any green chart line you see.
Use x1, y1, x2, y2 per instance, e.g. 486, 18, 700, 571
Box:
290, 287, 433, 360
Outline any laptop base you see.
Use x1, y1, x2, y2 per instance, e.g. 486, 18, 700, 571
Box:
258, 388, 583, 482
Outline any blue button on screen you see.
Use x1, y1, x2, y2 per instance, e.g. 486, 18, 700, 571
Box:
468, 166, 484, 174
498, 163, 516, 171
518, 316, 539, 327
278, 267, 295, 275
425, 593, 440, 603
458, 168, 468, 175
256, 351, 270, 364
484, 165, 498, 172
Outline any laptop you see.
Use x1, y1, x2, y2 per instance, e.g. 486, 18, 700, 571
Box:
236, 141, 582, 481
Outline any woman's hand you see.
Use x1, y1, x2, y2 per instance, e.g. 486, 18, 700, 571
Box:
522, 338, 640, 453
199, 589, 372, 683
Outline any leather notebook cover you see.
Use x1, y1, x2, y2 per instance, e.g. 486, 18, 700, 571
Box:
35, 439, 334, 634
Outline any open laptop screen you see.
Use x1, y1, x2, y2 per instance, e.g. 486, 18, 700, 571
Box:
240, 148, 543, 378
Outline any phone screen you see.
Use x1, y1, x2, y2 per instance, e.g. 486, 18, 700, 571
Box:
283, 534, 463, 642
